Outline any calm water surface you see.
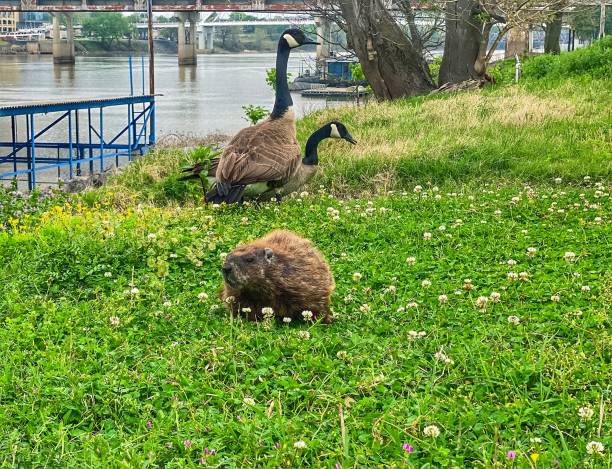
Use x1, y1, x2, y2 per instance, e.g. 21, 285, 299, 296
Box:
0, 53, 335, 138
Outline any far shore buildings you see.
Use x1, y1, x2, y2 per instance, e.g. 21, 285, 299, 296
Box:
0, 12, 19, 33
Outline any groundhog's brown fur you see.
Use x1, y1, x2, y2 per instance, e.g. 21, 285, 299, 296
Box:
220, 230, 335, 323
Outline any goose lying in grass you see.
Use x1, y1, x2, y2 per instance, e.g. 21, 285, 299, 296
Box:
180, 28, 318, 203
181, 122, 356, 203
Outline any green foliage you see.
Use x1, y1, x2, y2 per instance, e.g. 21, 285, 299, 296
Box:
349, 62, 365, 81
81, 12, 133, 48
490, 36, 612, 85
428, 56, 443, 85
242, 105, 269, 125
265, 68, 292, 91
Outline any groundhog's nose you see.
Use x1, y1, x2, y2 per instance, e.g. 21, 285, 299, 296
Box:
222, 265, 232, 276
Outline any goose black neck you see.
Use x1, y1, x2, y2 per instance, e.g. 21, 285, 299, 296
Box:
271, 41, 293, 119
303, 126, 330, 165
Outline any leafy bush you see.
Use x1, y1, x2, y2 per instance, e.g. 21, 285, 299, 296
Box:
265, 68, 292, 91
242, 105, 269, 125
491, 36, 612, 85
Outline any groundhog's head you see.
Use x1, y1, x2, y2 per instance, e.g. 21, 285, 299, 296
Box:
222, 245, 275, 289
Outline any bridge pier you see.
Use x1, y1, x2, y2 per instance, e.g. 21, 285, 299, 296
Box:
52, 12, 75, 65
199, 26, 215, 51
177, 12, 198, 66
315, 16, 331, 73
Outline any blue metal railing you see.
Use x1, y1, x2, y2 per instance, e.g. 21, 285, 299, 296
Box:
0, 58, 156, 190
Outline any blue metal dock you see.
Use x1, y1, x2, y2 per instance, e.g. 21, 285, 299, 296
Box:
0, 94, 156, 191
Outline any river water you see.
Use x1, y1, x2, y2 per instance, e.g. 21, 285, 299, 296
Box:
0, 53, 344, 188
0, 53, 331, 137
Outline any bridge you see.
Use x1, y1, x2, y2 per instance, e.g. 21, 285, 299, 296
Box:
0, 0, 310, 12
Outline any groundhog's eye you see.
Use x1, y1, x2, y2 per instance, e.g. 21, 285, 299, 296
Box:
245, 257, 255, 263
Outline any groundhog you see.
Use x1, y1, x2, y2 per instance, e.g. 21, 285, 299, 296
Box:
220, 230, 335, 323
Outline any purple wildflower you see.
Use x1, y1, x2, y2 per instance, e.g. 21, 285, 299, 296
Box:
402, 443, 415, 453
146, 420, 152, 430
507, 450, 517, 460
183, 439, 193, 449
334, 463, 342, 469
274, 442, 280, 449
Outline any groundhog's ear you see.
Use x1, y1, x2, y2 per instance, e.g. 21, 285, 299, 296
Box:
264, 247, 274, 262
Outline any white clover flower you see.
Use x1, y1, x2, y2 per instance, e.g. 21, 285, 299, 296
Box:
551, 294, 561, 303
163, 300, 172, 308
423, 232, 432, 240
438, 225, 446, 231
301, 310, 314, 321
282, 316, 292, 324
293, 440, 307, 449
438, 294, 448, 304
336, 350, 347, 359
476, 296, 488, 309
463, 279, 474, 291
224, 296, 236, 304
434, 350, 453, 365
573, 272, 582, 278
344, 294, 353, 304
586, 441, 604, 455
408, 330, 419, 339
581, 285, 591, 292
147, 233, 157, 240
297, 330, 310, 340
300, 191, 309, 198
594, 216, 602, 224
490, 292, 501, 303
584, 175, 591, 182
359, 304, 371, 313
423, 425, 441, 438
198, 292, 209, 302
220, 252, 228, 261
242, 307, 252, 314
554, 177, 562, 184
564, 251, 577, 262
421, 279, 432, 288
519, 271, 530, 281
130, 287, 140, 295
407, 302, 418, 309
109, 316, 120, 327
521, 229, 529, 235
530, 437, 542, 443
243, 397, 256, 406
396, 306, 406, 313
406, 256, 416, 265
527, 247, 537, 257
104, 271, 112, 278
578, 406, 594, 421
494, 209, 502, 217
454, 290, 462, 295
511, 196, 520, 204
507, 315, 520, 325
507, 259, 518, 266
418, 331, 426, 337
352, 272, 362, 282
414, 185, 423, 193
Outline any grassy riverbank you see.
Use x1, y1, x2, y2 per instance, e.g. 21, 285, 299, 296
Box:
0, 41, 610, 467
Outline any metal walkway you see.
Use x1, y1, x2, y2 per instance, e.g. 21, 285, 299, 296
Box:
0, 94, 156, 190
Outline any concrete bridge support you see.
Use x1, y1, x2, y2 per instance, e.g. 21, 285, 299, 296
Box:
177, 12, 198, 66
199, 26, 215, 51
315, 16, 331, 74
52, 12, 75, 65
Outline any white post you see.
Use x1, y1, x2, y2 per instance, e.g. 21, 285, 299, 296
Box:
599, 0, 606, 38
514, 54, 521, 83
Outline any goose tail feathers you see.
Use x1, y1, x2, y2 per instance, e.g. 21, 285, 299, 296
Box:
205, 184, 246, 205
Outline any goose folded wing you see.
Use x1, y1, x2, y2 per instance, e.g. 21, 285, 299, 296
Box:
216, 144, 301, 186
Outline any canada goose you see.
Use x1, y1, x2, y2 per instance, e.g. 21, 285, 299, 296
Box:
182, 122, 356, 203
180, 28, 318, 202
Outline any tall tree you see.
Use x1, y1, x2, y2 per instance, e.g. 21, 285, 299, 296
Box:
544, 11, 563, 53
307, 0, 436, 99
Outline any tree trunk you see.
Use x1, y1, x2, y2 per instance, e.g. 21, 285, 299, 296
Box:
439, 0, 484, 84
338, 0, 434, 99
544, 12, 563, 53
505, 27, 530, 58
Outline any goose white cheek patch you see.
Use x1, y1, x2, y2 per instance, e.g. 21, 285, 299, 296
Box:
283, 34, 300, 48
330, 124, 341, 138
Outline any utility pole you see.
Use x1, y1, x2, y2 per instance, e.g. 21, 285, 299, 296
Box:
600, 0, 606, 38
147, 0, 155, 94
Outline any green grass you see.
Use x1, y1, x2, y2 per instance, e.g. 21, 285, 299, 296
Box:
0, 42, 610, 467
